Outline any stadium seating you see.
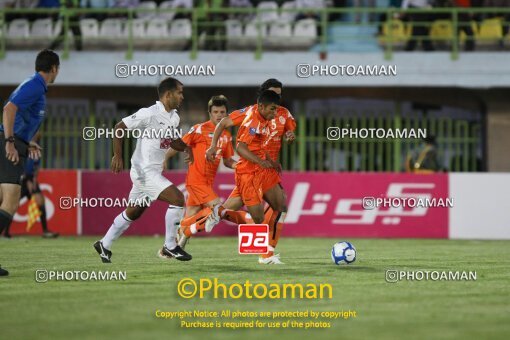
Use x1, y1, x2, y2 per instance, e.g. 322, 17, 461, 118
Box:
225, 16, 317, 51
225, 19, 244, 50
137, 1, 157, 20
80, 18, 100, 49
3, 6, 507, 53
124, 18, 149, 49
30, 18, 54, 49
290, 18, 317, 49
158, 0, 177, 21
266, 21, 292, 49
145, 18, 169, 49
99, 18, 125, 48
53, 20, 75, 45
7, 19, 30, 49
477, 18, 503, 48
459, 21, 479, 45
430, 20, 454, 49
126, 18, 147, 38
256, 1, 279, 23
280, 1, 297, 23
169, 19, 191, 50
243, 20, 268, 49
378, 19, 408, 49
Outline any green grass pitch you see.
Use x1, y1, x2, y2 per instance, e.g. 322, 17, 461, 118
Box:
1, 237, 509, 340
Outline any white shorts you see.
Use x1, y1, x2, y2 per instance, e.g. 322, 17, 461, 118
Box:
128, 171, 173, 206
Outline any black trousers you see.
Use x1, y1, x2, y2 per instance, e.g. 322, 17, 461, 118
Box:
458, 13, 475, 51
50, 15, 83, 51
405, 10, 435, 51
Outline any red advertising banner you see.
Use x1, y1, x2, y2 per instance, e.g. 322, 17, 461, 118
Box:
80, 171, 239, 236
283, 172, 449, 238
11, 170, 78, 236
79, 171, 449, 238
8, 170, 449, 238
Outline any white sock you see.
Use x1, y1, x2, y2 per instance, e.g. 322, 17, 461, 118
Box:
101, 211, 132, 250
165, 205, 184, 249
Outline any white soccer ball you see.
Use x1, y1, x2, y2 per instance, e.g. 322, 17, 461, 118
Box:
331, 241, 356, 265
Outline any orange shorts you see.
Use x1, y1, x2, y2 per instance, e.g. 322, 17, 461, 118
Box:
260, 168, 281, 192
234, 171, 264, 207
186, 184, 218, 207
229, 169, 281, 203
227, 186, 241, 199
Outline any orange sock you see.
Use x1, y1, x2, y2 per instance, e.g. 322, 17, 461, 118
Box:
261, 207, 286, 258
180, 207, 212, 237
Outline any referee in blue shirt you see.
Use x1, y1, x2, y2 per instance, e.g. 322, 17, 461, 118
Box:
0, 49, 60, 277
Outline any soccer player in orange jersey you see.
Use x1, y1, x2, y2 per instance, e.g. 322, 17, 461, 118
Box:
206, 84, 293, 264
163, 95, 251, 250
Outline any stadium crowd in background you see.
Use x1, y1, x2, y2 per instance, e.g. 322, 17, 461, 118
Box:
0, 1, 509, 51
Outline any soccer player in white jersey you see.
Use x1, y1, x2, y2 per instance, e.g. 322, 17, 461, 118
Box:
94, 77, 193, 263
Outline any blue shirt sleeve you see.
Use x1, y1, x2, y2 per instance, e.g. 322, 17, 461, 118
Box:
9, 81, 45, 112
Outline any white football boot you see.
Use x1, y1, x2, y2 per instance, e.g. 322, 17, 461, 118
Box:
258, 253, 284, 265
205, 204, 221, 232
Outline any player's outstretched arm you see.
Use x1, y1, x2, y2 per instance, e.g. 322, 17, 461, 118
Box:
264, 152, 282, 174
28, 139, 42, 160
237, 142, 273, 169
111, 120, 127, 174
28, 130, 43, 160
163, 148, 180, 170
3, 102, 20, 165
165, 148, 179, 160
285, 131, 296, 144
223, 157, 238, 170
169, 138, 193, 164
206, 117, 234, 162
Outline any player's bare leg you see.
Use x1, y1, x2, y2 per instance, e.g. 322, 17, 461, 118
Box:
222, 196, 243, 211
245, 203, 265, 224
205, 195, 254, 232
243, 203, 282, 266
156, 185, 192, 261
259, 184, 287, 264
220, 196, 254, 224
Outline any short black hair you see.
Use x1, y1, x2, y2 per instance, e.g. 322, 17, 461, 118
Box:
257, 90, 281, 106
35, 49, 60, 73
258, 78, 283, 96
208, 95, 228, 112
157, 77, 183, 98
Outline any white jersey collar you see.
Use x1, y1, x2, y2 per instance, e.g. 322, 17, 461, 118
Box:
156, 101, 174, 116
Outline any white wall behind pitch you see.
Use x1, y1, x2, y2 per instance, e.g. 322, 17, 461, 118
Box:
1, 51, 510, 87
449, 173, 510, 240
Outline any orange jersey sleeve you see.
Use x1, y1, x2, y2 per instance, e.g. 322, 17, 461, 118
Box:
229, 105, 252, 126
182, 124, 201, 146
221, 131, 234, 159
283, 108, 297, 133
